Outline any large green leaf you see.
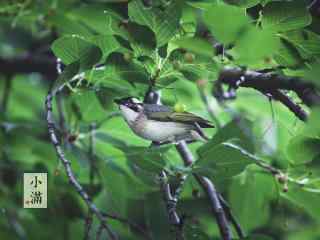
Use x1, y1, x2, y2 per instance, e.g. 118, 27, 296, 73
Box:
128, 0, 182, 47
70, 5, 111, 34
274, 38, 304, 67
280, 30, 320, 59
125, 22, 157, 57
89, 34, 120, 60
194, 142, 255, 179
287, 108, 320, 165
72, 91, 106, 122
229, 167, 277, 231
304, 62, 320, 88
144, 192, 171, 240
51, 36, 102, 70
125, 146, 170, 173
283, 183, 320, 222
287, 135, 320, 165
48, 12, 93, 38
262, 0, 312, 32
233, 27, 280, 65
203, 2, 250, 44
197, 119, 255, 156
88, 52, 149, 88
172, 37, 213, 58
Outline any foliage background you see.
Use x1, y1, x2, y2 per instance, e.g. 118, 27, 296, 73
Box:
0, 0, 320, 239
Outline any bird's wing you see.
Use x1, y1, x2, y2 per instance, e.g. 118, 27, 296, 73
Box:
147, 110, 214, 128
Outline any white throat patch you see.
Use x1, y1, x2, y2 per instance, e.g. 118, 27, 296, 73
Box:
119, 105, 139, 124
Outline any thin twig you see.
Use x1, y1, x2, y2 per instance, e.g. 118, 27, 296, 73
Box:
96, 223, 104, 240
268, 90, 307, 122
45, 88, 117, 240
89, 123, 97, 184
175, 141, 233, 240
159, 171, 184, 240
218, 194, 245, 239
84, 123, 97, 240
308, 0, 320, 14
101, 212, 151, 240
84, 211, 93, 240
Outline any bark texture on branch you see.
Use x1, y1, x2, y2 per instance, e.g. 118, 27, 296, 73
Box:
215, 67, 320, 122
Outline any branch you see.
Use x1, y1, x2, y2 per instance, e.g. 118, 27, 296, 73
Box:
101, 212, 152, 240
45, 88, 117, 240
309, 0, 320, 15
144, 91, 184, 239
0, 54, 57, 80
84, 211, 93, 240
56, 94, 68, 135
175, 142, 234, 240
145, 88, 239, 239
268, 89, 308, 121
159, 171, 185, 240
84, 123, 97, 240
215, 67, 320, 120
220, 67, 320, 106
218, 194, 245, 239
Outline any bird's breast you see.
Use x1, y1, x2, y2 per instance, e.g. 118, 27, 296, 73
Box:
132, 116, 192, 142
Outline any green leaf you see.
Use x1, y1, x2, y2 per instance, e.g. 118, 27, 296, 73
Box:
88, 52, 149, 88
144, 192, 171, 239
287, 135, 320, 165
126, 146, 170, 173
89, 34, 120, 60
287, 108, 320, 165
281, 30, 320, 59
70, 5, 111, 34
48, 12, 93, 38
51, 36, 102, 70
126, 22, 157, 57
229, 168, 277, 231
304, 107, 320, 137
194, 142, 254, 179
156, 62, 183, 88
262, 0, 312, 32
172, 37, 213, 57
224, 0, 261, 8
53, 61, 80, 90
304, 62, 320, 88
274, 38, 304, 67
128, 0, 182, 47
233, 27, 280, 64
203, 2, 250, 44
197, 119, 254, 156
283, 183, 320, 222
72, 91, 107, 122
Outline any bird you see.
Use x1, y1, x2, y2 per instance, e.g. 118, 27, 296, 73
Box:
114, 97, 214, 145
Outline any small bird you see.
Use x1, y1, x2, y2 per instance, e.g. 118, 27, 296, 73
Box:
114, 97, 214, 144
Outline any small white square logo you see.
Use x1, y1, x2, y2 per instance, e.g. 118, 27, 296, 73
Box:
23, 173, 47, 208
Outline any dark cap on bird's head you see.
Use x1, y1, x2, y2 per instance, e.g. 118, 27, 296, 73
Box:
114, 97, 143, 112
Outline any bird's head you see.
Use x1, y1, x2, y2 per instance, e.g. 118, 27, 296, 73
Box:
114, 97, 143, 113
